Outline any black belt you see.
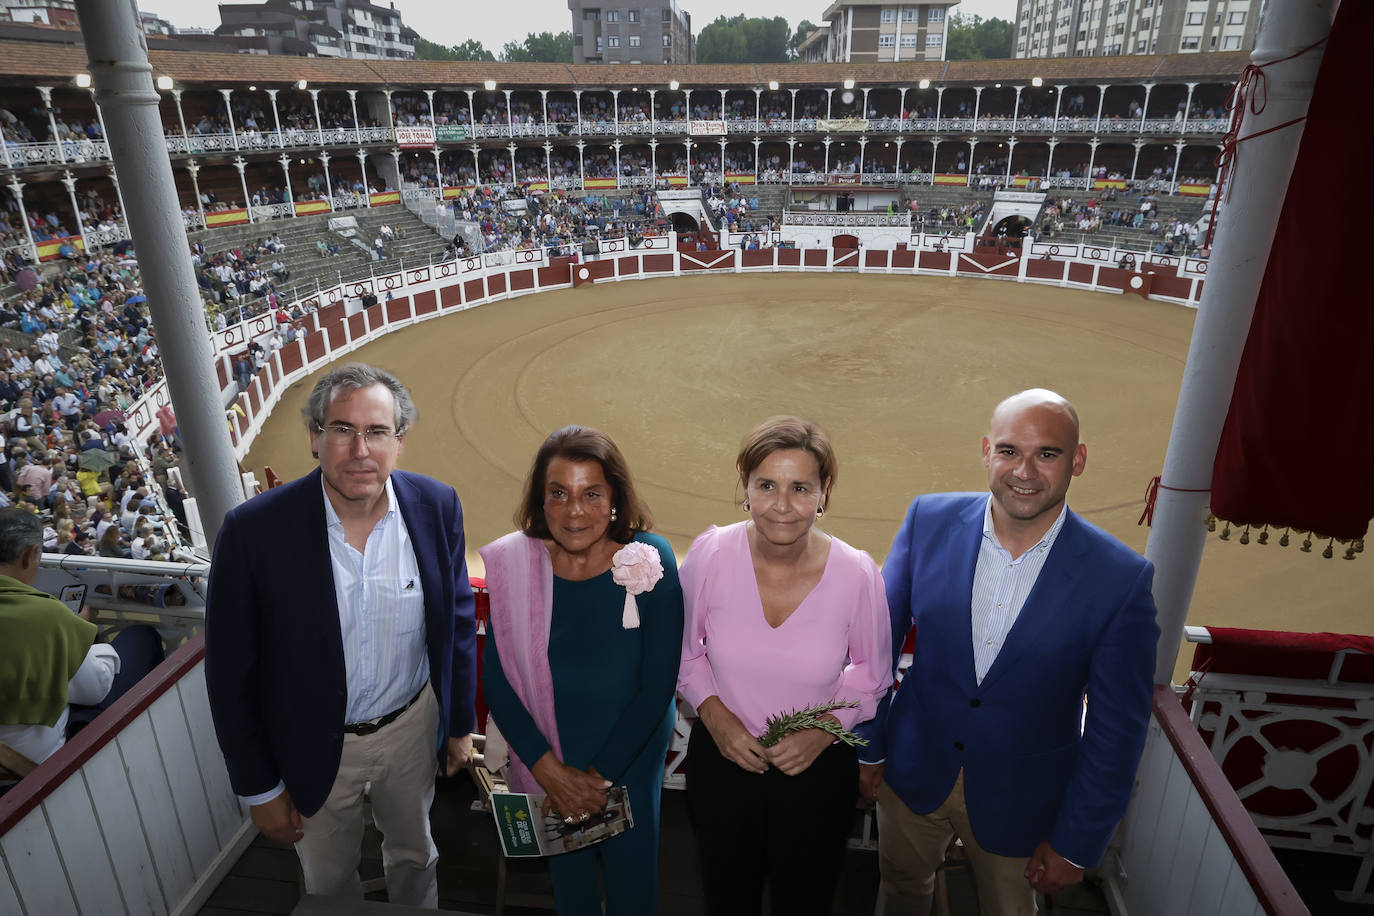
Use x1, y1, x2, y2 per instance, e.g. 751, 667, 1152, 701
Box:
344, 685, 426, 736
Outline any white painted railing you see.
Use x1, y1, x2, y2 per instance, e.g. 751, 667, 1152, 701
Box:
1104, 686, 1309, 915
0, 632, 250, 916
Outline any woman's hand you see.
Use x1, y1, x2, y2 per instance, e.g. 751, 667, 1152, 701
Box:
697, 696, 769, 774
764, 727, 835, 775
530, 751, 610, 822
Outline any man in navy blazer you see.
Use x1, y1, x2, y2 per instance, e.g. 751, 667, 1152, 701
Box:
205, 363, 476, 907
857, 389, 1158, 915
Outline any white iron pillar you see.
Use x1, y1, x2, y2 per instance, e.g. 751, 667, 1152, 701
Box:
74, 0, 244, 544
1143, 0, 1330, 685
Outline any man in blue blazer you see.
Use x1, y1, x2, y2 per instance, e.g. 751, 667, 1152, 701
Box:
857, 389, 1158, 916
205, 363, 477, 907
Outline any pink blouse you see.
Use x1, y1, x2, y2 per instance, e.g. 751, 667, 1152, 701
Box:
677, 522, 892, 735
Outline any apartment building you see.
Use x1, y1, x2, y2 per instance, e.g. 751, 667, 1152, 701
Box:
568, 0, 695, 65
1014, 0, 1263, 58
799, 2, 961, 63
216, 0, 417, 59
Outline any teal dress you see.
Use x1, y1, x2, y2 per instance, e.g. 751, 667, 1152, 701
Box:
483, 532, 684, 916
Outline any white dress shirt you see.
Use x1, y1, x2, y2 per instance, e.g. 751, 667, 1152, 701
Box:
970, 497, 1069, 684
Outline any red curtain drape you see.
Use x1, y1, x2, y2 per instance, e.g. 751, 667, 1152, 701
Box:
1210, 1, 1374, 543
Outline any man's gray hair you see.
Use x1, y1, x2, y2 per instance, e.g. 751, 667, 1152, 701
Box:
301, 363, 418, 434
0, 508, 43, 565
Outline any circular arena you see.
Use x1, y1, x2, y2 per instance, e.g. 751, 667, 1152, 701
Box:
238, 269, 1371, 683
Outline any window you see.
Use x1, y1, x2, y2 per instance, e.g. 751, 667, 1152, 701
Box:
1140, 16, 1151, 28
901, 33, 918, 46
1228, 11, 1245, 24
1186, 12, 1203, 24
1223, 35, 1241, 49
1113, 22, 1124, 33
605, 9, 618, 21
902, 8, 917, 21
608, 35, 619, 46
629, 34, 640, 47
662, 8, 670, 21
596, 35, 603, 51
584, 9, 599, 20
1136, 39, 1146, 51
927, 7, 944, 21
662, 33, 670, 46
926, 33, 942, 47
879, 34, 895, 47
1181, 36, 1200, 48
628, 9, 638, 22
881, 9, 896, 23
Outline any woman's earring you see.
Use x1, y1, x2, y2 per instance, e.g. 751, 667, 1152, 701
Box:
816, 505, 825, 517
610, 506, 618, 522
742, 500, 750, 512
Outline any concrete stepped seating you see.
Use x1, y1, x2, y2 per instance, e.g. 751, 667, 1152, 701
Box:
189, 205, 451, 302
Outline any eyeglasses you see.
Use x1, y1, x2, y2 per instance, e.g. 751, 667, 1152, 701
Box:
316, 422, 401, 448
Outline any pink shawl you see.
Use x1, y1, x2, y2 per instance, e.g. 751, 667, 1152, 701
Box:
478, 531, 562, 793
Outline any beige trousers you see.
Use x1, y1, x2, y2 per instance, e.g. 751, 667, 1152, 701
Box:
296, 686, 442, 908
875, 773, 1037, 916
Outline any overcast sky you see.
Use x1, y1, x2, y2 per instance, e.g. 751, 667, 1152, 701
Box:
149, 0, 1019, 54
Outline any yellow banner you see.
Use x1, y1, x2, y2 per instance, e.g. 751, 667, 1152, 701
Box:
294, 200, 331, 216
524, 181, 549, 193
665, 176, 688, 187
442, 186, 476, 198
370, 191, 400, 206
1178, 183, 1212, 197
725, 173, 756, 185
1092, 178, 1126, 190
934, 174, 968, 186
205, 209, 249, 227
584, 177, 618, 189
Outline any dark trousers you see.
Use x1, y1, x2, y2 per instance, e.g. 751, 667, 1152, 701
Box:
685, 721, 857, 916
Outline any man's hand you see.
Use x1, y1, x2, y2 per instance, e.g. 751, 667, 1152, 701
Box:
251, 792, 303, 845
858, 761, 885, 804
764, 727, 834, 776
530, 751, 610, 823
1024, 841, 1083, 895
697, 696, 768, 774
441, 733, 473, 777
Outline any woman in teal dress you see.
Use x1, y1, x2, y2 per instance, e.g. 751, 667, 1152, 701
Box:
481, 425, 684, 916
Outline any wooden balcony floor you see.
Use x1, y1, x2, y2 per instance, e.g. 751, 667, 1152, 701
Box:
197, 774, 1112, 916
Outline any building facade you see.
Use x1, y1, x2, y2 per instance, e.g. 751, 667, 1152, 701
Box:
568, 1, 694, 65
801, 1, 961, 63
1014, 0, 1264, 58
215, 0, 417, 59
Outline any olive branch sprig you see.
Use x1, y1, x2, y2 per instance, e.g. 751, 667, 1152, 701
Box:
758, 701, 869, 748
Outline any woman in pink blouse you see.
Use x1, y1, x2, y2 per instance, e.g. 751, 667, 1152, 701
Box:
678, 415, 892, 915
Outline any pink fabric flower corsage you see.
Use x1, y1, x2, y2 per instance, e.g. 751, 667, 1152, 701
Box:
611, 541, 664, 629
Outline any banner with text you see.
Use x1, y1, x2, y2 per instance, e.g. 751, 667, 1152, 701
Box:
395, 126, 436, 148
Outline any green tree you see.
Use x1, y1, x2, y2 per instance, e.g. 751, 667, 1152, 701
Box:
414, 36, 495, 61
789, 19, 816, 58
696, 14, 791, 63
501, 31, 574, 63
945, 13, 1015, 60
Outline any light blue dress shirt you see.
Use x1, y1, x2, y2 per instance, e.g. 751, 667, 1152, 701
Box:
970, 496, 1069, 684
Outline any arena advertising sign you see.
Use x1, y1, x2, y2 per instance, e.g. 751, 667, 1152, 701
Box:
395, 126, 436, 148
690, 119, 726, 136
436, 125, 471, 141
821, 118, 869, 132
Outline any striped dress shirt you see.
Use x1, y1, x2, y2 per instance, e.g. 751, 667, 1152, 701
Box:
970, 496, 1069, 684
324, 476, 429, 725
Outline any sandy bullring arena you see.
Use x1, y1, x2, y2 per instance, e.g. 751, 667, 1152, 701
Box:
243, 272, 1373, 681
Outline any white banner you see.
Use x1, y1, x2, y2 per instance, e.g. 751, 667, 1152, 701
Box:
395, 126, 436, 148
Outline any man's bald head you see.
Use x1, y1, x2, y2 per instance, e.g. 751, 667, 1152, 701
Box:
989, 389, 1081, 447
